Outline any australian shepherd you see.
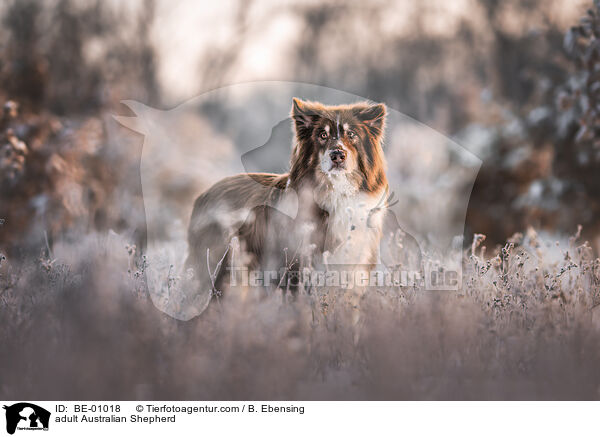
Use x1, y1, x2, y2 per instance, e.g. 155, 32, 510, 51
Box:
186, 98, 396, 297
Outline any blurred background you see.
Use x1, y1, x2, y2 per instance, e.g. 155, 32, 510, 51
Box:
0, 0, 597, 255
4, 0, 600, 401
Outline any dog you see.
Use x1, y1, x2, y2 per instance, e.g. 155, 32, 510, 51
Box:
186, 98, 414, 299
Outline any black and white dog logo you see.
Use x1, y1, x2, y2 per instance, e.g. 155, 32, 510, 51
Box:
3, 403, 50, 435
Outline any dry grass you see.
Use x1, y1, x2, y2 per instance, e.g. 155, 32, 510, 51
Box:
1, 225, 600, 400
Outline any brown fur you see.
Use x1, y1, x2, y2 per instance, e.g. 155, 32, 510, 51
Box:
186, 98, 389, 295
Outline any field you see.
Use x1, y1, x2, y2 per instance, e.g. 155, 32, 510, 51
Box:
2, 224, 599, 400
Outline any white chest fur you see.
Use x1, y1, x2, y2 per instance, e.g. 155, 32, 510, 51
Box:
317, 175, 385, 265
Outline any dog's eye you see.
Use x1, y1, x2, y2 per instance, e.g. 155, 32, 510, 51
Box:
347, 130, 356, 139
319, 131, 328, 140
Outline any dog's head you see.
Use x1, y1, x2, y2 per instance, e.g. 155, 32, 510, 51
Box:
290, 98, 387, 194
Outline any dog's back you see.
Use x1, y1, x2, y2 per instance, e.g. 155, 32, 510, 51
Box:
186, 173, 291, 291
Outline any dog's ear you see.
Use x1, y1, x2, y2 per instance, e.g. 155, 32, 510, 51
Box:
291, 98, 320, 138
354, 103, 386, 136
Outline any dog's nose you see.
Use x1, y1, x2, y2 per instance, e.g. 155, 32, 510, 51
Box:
330, 149, 346, 164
